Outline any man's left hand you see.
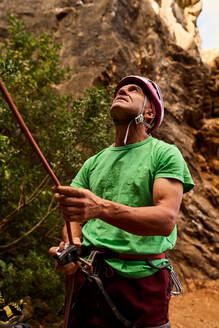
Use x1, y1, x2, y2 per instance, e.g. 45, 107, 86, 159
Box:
52, 186, 102, 224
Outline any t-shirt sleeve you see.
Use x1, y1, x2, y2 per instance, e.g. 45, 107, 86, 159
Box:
154, 144, 195, 193
70, 158, 92, 189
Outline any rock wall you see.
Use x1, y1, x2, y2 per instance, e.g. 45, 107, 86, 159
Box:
0, 0, 218, 280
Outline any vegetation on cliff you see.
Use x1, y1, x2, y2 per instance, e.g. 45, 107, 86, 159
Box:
0, 14, 114, 322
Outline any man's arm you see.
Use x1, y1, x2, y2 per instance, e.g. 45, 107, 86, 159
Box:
62, 222, 82, 246
101, 178, 182, 236
53, 177, 183, 236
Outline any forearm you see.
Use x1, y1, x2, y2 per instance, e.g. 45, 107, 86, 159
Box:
99, 199, 176, 236
54, 180, 182, 237
62, 222, 82, 243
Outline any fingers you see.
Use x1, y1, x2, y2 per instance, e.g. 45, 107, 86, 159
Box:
59, 206, 81, 217
52, 188, 86, 222
55, 196, 88, 223
57, 205, 82, 222
49, 242, 65, 257
52, 186, 84, 197
58, 241, 65, 251
62, 215, 82, 223
73, 237, 82, 247
55, 261, 79, 275
55, 196, 85, 207
52, 186, 97, 224
53, 187, 85, 212
49, 246, 58, 256
49, 243, 80, 275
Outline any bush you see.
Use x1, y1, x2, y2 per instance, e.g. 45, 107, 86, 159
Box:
0, 14, 114, 322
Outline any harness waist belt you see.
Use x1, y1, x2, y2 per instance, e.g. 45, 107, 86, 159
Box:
144, 322, 170, 328
116, 252, 165, 260
82, 246, 165, 261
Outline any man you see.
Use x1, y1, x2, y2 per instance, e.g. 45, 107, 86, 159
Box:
49, 76, 194, 328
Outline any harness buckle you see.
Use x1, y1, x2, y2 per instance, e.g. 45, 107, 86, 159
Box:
78, 250, 100, 275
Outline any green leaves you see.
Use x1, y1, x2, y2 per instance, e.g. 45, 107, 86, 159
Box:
0, 14, 114, 322
0, 260, 14, 289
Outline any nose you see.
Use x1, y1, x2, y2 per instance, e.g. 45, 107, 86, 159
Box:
117, 85, 128, 96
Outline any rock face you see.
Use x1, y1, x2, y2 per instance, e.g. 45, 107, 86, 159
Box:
0, 0, 218, 280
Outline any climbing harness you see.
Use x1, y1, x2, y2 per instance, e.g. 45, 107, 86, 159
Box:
57, 245, 180, 328
74, 249, 136, 328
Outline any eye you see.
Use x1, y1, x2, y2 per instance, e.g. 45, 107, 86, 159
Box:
129, 85, 139, 92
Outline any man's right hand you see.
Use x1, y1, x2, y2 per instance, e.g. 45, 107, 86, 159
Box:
49, 240, 81, 275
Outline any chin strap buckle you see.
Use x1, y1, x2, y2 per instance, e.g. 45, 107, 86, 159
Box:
135, 114, 144, 125
135, 114, 152, 130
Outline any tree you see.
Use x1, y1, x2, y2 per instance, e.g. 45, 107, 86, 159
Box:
0, 14, 114, 324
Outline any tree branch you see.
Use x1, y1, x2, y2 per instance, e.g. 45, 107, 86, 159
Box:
0, 175, 50, 229
0, 196, 57, 250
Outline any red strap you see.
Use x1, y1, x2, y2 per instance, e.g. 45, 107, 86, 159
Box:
89, 246, 165, 261
117, 253, 165, 260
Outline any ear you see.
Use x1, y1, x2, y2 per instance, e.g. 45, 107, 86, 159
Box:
143, 107, 154, 123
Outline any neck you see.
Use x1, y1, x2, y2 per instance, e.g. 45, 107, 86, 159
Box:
114, 123, 150, 147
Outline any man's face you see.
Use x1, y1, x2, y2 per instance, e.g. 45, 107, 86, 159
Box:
110, 83, 145, 121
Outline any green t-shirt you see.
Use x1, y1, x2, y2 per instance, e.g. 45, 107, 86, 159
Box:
71, 137, 194, 278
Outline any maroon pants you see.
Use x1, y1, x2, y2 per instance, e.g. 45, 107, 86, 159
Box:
67, 265, 171, 328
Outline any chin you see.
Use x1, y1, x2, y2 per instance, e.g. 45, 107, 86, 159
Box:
110, 109, 127, 121
110, 103, 131, 120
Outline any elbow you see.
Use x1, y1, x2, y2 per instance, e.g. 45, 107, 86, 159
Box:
162, 211, 177, 236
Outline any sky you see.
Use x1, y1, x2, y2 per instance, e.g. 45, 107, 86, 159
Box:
197, 0, 219, 50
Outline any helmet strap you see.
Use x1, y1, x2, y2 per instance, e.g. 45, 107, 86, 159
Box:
124, 95, 151, 145
113, 95, 153, 145
135, 96, 153, 130
123, 119, 134, 145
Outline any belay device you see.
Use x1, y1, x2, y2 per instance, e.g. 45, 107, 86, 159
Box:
54, 244, 81, 266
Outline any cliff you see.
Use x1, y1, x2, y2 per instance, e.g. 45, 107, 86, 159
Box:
0, 0, 218, 280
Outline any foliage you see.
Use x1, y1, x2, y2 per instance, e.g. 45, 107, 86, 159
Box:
0, 14, 114, 321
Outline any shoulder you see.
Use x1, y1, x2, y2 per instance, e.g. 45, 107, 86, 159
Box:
82, 145, 112, 169
151, 137, 178, 150
150, 137, 183, 159
151, 138, 194, 193
71, 145, 111, 188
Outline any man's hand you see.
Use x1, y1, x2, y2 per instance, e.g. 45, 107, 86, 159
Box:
49, 240, 80, 275
52, 186, 103, 225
